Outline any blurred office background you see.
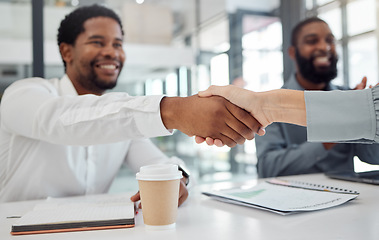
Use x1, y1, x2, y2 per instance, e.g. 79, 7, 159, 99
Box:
0, 0, 378, 189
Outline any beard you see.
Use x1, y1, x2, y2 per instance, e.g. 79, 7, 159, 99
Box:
91, 70, 118, 90
295, 49, 338, 84
77, 60, 122, 92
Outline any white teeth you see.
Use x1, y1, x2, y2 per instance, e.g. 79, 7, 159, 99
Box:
99, 65, 116, 70
314, 56, 329, 63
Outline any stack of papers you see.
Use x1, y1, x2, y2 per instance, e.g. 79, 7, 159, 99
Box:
11, 194, 135, 235
203, 179, 359, 215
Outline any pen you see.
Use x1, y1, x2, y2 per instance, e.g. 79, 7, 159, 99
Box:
134, 202, 139, 215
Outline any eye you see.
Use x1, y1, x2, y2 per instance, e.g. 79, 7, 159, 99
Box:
326, 37, 336, 45
113, 42, 123, 48
305, 38, 318, 45
89, 41, 104, 47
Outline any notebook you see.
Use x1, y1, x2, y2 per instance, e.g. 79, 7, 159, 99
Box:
11, 194, 135, 235
202, 179, 359, 215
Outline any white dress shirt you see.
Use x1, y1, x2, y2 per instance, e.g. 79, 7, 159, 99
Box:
0, 75, 182, 202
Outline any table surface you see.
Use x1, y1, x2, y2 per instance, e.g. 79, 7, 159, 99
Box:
1, 173, 379, 240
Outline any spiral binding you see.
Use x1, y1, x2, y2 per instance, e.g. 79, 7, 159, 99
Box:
267, 179, 359, 195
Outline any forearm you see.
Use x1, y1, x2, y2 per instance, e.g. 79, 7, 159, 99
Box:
257, 142, 327, 178
354, 144, 379, 165
254, 89, 307, 127
1, 80, 170, 145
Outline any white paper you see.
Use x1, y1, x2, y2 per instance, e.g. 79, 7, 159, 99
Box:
13, 194, 135, 226
203, 181, 358, 214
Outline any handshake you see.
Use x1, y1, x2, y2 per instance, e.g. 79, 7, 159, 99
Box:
160, 85, 307, 148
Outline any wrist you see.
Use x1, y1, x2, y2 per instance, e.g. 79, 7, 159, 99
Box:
261, 89, 306, 126
160, 97, 181, 130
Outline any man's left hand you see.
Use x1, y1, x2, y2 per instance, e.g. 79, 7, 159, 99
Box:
130, 178, 189, 209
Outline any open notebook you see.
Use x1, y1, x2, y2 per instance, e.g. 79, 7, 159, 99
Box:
11, 194, 135, 235
203, 179, 359, 215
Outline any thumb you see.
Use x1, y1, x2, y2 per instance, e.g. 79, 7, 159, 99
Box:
130, 191, 140, 202
198, 85, 230, 98
198, 85, 226, 97
198, 88, 214, 97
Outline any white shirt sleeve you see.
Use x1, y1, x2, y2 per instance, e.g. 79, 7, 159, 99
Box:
304, 87, 378, 143
1, 78, 172, 146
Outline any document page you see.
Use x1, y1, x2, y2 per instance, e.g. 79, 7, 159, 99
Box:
203, 181, 358, 215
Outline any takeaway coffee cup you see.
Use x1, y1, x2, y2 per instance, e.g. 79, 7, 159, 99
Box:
136, 164, 182, 230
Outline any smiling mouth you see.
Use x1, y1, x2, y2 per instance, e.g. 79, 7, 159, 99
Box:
313, 56, 330, 66
96, 64, 118, 70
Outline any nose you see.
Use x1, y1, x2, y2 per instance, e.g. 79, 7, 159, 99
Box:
101, 44, 118, 58
317, 39, 332, 52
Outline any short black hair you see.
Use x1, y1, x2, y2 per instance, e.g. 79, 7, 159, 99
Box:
291, 17, 327, 47
57, 4, 124, 68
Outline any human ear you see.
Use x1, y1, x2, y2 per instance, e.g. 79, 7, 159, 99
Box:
288, 46, 296, 60
59, 43, 73, 64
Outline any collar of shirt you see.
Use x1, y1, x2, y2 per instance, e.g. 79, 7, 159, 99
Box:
59, 75, 79, 96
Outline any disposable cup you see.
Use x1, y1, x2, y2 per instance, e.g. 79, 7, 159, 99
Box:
136, 164, 182, 230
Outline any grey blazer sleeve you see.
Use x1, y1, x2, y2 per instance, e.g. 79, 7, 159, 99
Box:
304, 86, 379, 143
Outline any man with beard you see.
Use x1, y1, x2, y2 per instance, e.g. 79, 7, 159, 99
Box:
254, 17, 379, 178
0, 5, 261, 203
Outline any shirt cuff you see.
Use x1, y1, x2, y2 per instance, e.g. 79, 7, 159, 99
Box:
134, 95, 173, 138
372, 86, 379, 143
305, 89, 375, 142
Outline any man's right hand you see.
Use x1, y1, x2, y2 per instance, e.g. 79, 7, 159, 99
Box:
160, 94, 262, 148
353, 76, 367, 90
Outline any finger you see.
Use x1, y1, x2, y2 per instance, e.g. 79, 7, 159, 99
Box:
198, 86, 216, 97
354, 76, 367, 90
198, 85, 230, 98
214, 139, 224, 147
198, 89, 212, 97
195, 136, 206, 144
257, 127, 266, 136
225, 102, 261, 140
178, 180, 189, 207
218, 132, 239, 147
205, 137, 215, 146
362, 76, 367, 85
130, 191, 140, 202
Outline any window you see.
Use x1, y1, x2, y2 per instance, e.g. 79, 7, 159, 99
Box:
242, 17, 283, 92
348, 34, 377, 88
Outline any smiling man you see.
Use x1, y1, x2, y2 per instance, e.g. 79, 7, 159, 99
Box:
59, 15, 124, 95
254, 17, 379, 178
0, 5, 261, 203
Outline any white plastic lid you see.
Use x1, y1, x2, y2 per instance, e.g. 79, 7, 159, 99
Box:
136, 164, 182, 181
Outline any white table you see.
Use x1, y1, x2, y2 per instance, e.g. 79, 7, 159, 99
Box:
1, 173, 379, 240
